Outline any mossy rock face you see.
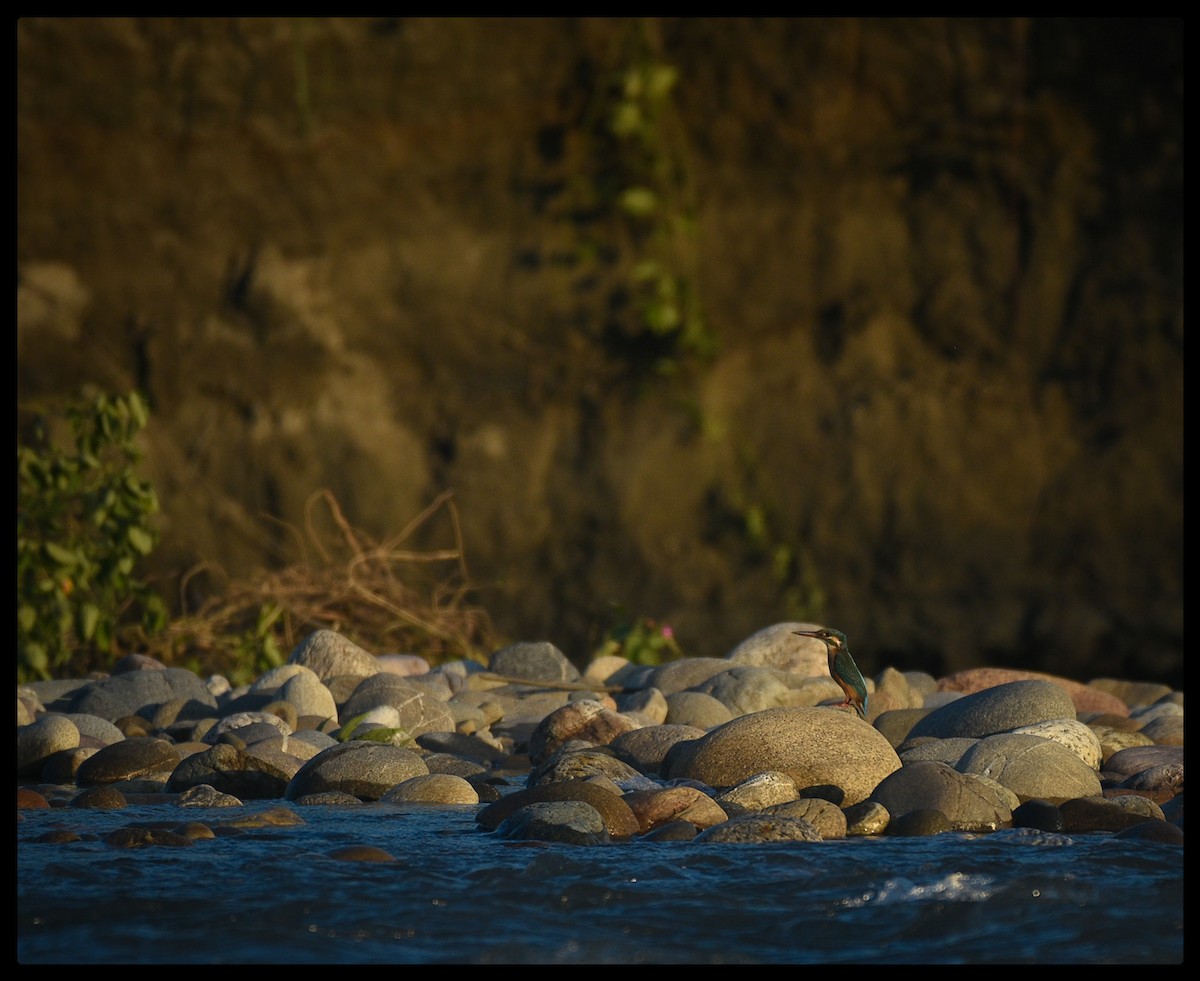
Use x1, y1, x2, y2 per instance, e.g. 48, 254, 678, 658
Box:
16, 19, 1182, 688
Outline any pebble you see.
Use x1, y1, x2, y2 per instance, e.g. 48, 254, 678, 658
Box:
15, 624, 1183, 851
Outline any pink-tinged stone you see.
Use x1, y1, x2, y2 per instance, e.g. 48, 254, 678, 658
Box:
937, 668, 1129, 717
376, 654, 432, 677
17, 788, 50, 809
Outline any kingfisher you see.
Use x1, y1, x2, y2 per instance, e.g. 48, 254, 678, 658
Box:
793, 627, 869, 720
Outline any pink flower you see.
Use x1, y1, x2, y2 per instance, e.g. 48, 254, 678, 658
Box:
660, 624, 674, 640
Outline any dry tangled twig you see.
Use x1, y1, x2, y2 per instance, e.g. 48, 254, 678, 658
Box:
148, 489, 498, 679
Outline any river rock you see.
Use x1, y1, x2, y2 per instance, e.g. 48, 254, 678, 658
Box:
621, 785, 728, 832
475, 778, 639, 838
75, 736, 180, 786
527, 699, 642, 765
1010, 718, 1103, 769
694, 812, 822, 843
955, 732, 1103, 801
494, 800, 609, 845
17, 714, 80, 778
379, 773, 479, 805
937, 668, 1128, 716
166, 742, 294, 799
284, 742, 429, 801
287, 630, 381, 682
907, 680, 1078, 740
722, 622, 831, 676
695, 666, 803, 717
488, 640, 580, 683
869, 759, 1013, 832
339, 673, 455, 737
70, 667, 217, 724
664, 705, 901, 805
663, 691, 734, 729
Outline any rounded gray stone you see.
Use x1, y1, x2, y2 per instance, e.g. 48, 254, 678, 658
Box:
284, 741, 430, 801
869, 759, 1013, 832
70, 668, 218, 724
166, 742, 293, 800
695, 666, 799, 717
664, 691, 734, 729
287, 630, 381, 682
1010, 718, 1103, 770
897, 736, 980, 767
664, 706, 901, 805
610, 723, 708, 774
487, 640, 580, 683
75, 736, 180, 786
723, 621, 831, 676
956, 733, 1103, 801
906, 680, 1078, 740
63, 713, 126, 746
17, 714, 81, 777
716, 770, 799, 814
645, 658, 733, 695
494, 800, 609, 845
694, 812, 822, 843
339, 673, 455, 737
379, 773, 479, 805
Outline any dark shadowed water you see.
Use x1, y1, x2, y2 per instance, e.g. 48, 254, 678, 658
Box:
17, 802, 1184, 964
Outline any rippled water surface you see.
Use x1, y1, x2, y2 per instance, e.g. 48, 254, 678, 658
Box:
17, 803, 1184, 964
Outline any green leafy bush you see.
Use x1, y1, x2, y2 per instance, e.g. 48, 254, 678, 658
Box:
17, 391, 168, 681
593, 612, 683, 667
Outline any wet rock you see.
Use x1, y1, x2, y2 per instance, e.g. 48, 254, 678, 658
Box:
167, 742, 294, 799
284, 741, 429, 801
476, 778, 639, 838
494, 800, 609, 845
621, 785, 728, 833
380, 773, 479, 804
75, 737, 180, 786
694, 813, 822, 843
869, 760, 1012, 832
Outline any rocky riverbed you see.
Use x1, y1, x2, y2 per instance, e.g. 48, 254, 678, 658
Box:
17, 623, 1184, 848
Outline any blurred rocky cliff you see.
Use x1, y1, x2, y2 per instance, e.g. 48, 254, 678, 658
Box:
17, 18, 1183, 685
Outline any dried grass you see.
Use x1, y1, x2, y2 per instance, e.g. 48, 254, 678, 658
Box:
148, 489, 497, 679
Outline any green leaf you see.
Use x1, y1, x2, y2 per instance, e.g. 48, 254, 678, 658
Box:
43, 541, 79, 569
127, 392, 149, 429
644, 300, 680, 333
618, 186, 658, 218
645, 64, 678, 100
609, 102, 643, 138
126, 526, 155, 555
78, 603, 101, 641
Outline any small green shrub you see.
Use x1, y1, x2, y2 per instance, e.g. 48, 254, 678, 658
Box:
17, 391, 168, 681
593, 612, 684, 667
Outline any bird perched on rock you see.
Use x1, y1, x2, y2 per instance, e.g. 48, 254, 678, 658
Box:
793, 627, 869, 720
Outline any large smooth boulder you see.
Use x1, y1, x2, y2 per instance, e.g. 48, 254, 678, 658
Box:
664, 706, 901, 805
